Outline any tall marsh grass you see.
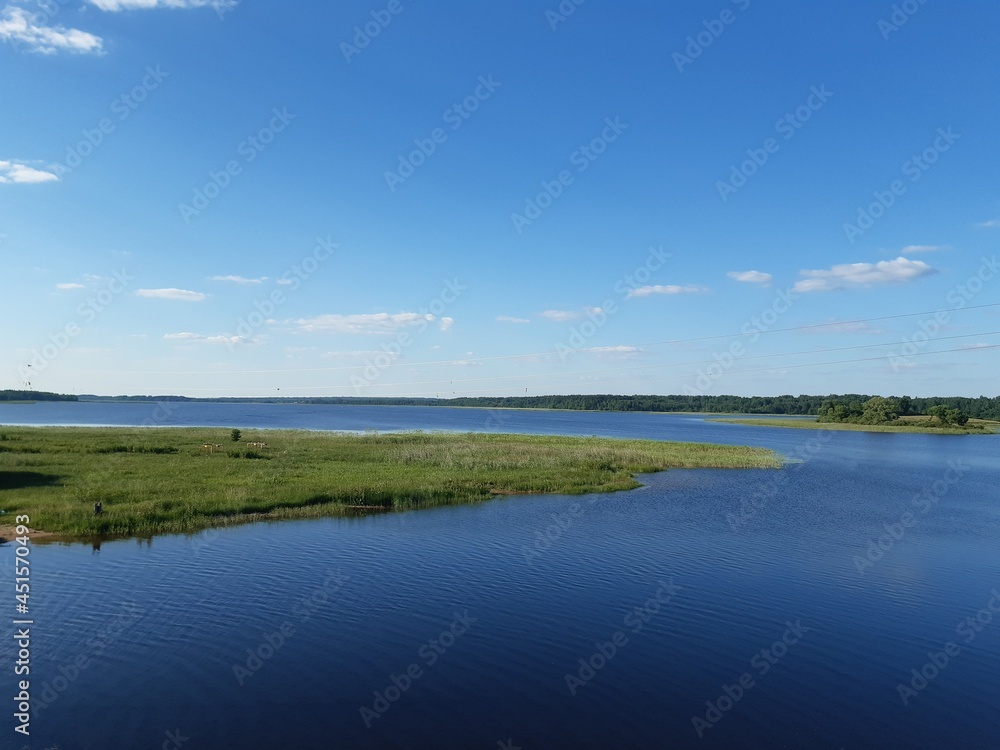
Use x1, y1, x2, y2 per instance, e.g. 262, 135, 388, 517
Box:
0, 427, 781, 538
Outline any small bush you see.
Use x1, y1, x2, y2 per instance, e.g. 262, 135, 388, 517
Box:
93, 445, 178, 455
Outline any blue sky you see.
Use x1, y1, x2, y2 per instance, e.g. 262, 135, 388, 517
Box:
2, 0, 999, 398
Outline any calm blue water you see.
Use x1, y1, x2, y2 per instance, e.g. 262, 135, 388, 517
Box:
1, 403, 998, 749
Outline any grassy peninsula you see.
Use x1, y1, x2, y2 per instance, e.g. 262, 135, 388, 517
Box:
0, 427, 780, 539
712, 416, 998, 434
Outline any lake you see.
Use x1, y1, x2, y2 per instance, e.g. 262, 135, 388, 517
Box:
2, 402, 998, 749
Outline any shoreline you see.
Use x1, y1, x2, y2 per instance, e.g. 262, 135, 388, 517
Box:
0, 426, 781, 541
0, 525, 56, 542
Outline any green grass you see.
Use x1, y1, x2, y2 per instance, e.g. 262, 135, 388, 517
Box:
0, 427, 781, 538
711, 416, 998, 434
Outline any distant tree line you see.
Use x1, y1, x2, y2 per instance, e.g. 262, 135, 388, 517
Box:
67, 392, 1000, 420
0, 390, 78, 402
448, 394, 1000, 420
817, 396, 972, 426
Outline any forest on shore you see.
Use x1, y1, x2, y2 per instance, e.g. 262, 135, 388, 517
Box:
6, 391, 994, 421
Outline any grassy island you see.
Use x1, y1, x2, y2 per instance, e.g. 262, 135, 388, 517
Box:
0, 427, 781, 539
711, 416, 998, 434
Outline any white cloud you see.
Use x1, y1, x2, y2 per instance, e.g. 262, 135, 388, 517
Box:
975, 220, 1000, 229
210, 275, 265, 284
291, 312, 438, 335
539, 307, 604, 322
727, 270, 772, 285
582, 345, 642, 353
898, 245, 945, 254
576, 346, 643, 358
56, 283, 85, 290
497, 315, 531, 324
0, 160, 59, 184
164, 332, 247, 345
793, 256, 935, 293
439, 316, 454, 332
202, 334, 246, 345
0, 7, 103, 54
136, 288, 208, 301
627, 285, 707, 298
89, 0, 226, 10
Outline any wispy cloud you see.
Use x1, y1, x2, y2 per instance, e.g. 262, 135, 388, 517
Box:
136, 288, 208, 301
164, 332, 247, 345
497, 315, 531, 324
210, 275, 266, 284
727, 270, 772, 285
290, 312, 441, 335
0, 7, 103, 54
976, 219, 1000, 229
439, 316, 454, 332
898, 244, 945, 254
539, 307, 604, 322
56, 282, 85, 290
793, 257, 935, 293
89, 0, 227, 10
627, 284, 707, 298
0, 159, 60, 184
